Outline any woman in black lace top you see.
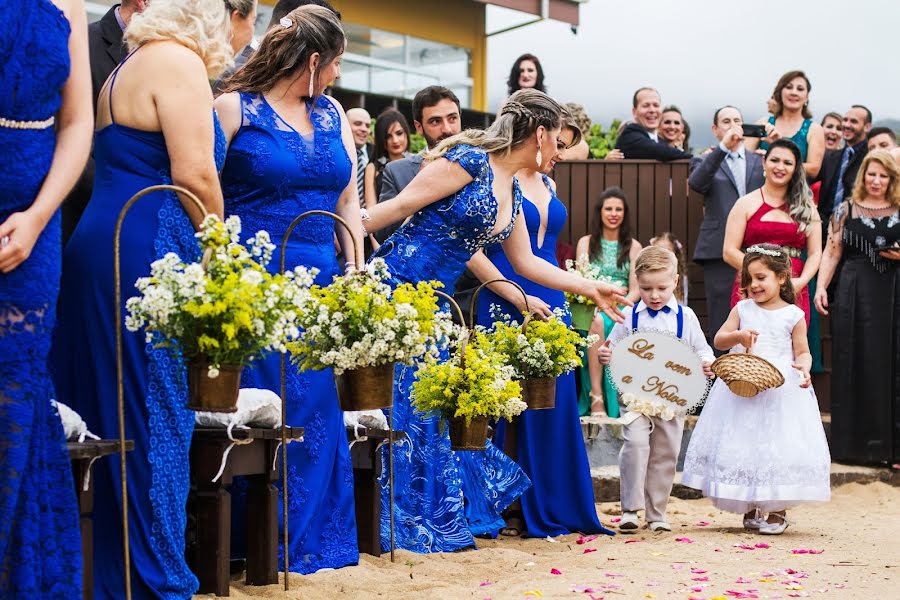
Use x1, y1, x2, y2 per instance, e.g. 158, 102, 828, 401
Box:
815, 150, 900, 465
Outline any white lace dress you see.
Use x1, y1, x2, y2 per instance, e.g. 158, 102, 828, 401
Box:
681, 300, 831, 513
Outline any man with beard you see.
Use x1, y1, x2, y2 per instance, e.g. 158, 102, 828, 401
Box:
817, 105, 872, 225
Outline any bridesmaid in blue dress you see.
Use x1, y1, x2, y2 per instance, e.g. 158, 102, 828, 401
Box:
468, 118, 613, 539
50, 2, 231, 597
0, 0, 91, 596
365, 90, 628, 552
215, 5, 362, 573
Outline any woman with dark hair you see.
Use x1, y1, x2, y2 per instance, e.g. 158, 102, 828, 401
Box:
216, 4, 363, 573
464, 115, 610, 539
506, 53, 546, 96
723, 139, 822, 325
362, 89, 627, 552
746, 70, 825, 178
659, 105, 690, 152
575, 187, 641, 417
364, 109, 410, 250
815, 151, 900, 465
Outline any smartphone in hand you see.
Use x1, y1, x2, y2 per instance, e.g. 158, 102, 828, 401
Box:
741, 124, 767, 138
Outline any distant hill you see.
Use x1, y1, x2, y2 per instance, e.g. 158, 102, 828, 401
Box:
874, 118, 900, 134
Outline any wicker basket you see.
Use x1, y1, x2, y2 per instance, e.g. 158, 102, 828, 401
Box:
711, 346, 784, 397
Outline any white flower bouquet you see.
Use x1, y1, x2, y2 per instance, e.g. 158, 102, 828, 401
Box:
620, 392, 678, 421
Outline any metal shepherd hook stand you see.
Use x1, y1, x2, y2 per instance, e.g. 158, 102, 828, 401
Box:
279, 209, 397, 569
113, 184, 210, 600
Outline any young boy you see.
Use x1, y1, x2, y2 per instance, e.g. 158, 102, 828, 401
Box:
598, 246, 714, 532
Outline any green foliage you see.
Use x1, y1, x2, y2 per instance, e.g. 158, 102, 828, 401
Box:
585, 119, 622, 159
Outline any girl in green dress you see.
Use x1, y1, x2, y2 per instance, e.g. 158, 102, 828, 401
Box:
575, 187, 641, 416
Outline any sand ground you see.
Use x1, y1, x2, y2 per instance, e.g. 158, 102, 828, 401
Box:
205, 482, 900, 600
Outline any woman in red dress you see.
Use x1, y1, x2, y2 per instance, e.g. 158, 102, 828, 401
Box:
723, 139, 822, 323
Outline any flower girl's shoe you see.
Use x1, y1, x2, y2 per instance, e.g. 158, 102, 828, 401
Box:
759, 512, 790, 535
743, 509, 766, 530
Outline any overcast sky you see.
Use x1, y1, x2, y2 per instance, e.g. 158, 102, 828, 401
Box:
486, 0, 896, 147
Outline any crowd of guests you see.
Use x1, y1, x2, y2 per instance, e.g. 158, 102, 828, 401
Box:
1, 1, 898, 598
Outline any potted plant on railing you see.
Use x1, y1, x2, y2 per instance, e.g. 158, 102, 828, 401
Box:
286, 258, 453, 411
475, 306, 595, 410
411, 332, 527, 450
125, 215, 309, 412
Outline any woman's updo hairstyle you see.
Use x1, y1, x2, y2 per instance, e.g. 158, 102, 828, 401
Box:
222, 5, 344, 97
428, 89, 565, 160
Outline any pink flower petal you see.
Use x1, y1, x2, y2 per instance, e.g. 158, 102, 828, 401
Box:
604, 572, 624, 578
480, 581, 492, 586
735, 577, 752, 583
671, 563, 684, 570
583, 548, 598, 554
754, 543, 770, 549
691, 576, 709, 581
576, 535, 599, 545
610, 517, 621, 523
690, 568, 707, 574
675, 537, 694, 543
790, 549, 823, 555
734, 543, 756, 550
624, 539, 641, 544
550, 568, 562, 575
694, 520, 711, 526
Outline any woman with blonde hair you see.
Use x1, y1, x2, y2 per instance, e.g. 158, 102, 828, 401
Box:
815, 151, 900, 465
51, 1, 231, 596
363, 89, 628, 552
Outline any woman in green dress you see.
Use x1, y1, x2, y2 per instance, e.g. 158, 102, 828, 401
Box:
575, 187, 641, 416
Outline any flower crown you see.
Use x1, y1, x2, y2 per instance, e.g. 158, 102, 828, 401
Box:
746, 245, 782, 257
280, 16, 292, 28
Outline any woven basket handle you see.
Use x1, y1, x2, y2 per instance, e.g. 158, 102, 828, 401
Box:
743, 331, 758, 354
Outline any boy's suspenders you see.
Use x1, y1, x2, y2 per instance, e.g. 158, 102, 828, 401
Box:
631, 302, 684, 338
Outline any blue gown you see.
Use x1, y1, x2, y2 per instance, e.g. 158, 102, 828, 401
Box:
369, 144, 531, 551
479, 176, 613, 538
220, 92, 358, 573
50, 53, 226, 598
0, 2, 82, 596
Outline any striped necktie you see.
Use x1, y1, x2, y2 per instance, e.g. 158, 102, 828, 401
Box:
356, 147, 367, 206
728, 151, 746, 197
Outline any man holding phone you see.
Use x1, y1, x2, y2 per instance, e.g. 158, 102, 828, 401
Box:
688, 106, 764, 349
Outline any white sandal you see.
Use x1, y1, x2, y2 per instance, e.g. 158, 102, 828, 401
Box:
743, 509, 766, 530
759, 512, 791, 535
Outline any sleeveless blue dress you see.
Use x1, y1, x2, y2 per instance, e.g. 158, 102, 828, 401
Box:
220, 92, 358, 573
479, 176, 612, 538
0, 2, 82, 596
369, 144, 531, 551
50, 53, 227, 598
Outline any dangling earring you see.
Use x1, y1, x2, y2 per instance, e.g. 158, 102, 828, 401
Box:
308, 68, 315, 98
535, 148, 542, 168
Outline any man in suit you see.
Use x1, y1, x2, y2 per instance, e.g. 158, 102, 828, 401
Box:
346, 108, 372, 204
816, 105, 871, 228
376, 86, 476, 321
62, 1, 146, 245
688, 106, 764, 348
615, 88, 693, 161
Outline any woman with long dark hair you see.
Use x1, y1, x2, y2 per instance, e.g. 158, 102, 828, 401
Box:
815, 151, 900, 465
362, 89, 627, 552
216, 4, 363, 573
723, 139, 822, 323
506, 53, 546, 96
364, 109, 410, 251
575, 187, 641, 417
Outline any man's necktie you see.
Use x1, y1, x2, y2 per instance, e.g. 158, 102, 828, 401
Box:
728, 152, 746, 197
356, 148, 366, 206
833, 146, 855, 211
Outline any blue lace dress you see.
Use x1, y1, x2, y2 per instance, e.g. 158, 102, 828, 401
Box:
220, 93, 358, 573
369, 144, 531, 551
0, 2, 82, 596
50, 53, 226, 598
479, 176, 612, 538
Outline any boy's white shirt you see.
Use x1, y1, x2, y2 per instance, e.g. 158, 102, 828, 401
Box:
605, 296, 715, 425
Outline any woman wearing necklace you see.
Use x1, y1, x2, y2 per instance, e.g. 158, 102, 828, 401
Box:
215, 5, 363, 573
723, 139, 821, 325
815, 151, 900, 466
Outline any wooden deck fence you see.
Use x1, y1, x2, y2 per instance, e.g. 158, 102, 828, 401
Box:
551, 159, 831, 411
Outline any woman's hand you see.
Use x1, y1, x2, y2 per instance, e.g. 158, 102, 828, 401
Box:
517, 294, 552, 319
0, 210, 45, 273
762, 122, 782, 145
596, 340, 612, 365
735, 328, 759, 348
604, 148, 624, 161
813, 287, 829, 315
790, 277, 805, 294
584, 280, 629, 323
879, 247, 900, 261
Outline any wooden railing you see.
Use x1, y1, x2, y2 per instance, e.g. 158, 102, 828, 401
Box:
552, 159, 709, 325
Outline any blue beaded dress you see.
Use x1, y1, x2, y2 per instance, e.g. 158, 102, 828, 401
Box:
220, 93, 358, 573
479, 176, 612, 538
369, 144, 531, 551
50, 52, 226, 598
0, 2, 82, 596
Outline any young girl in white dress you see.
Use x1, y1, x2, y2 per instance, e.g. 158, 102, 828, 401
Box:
681, 244, 830, 534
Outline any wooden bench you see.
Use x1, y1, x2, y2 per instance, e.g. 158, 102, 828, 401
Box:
68, 439, 135, 600
186, 426, 304, 597
345, 426, 406, 557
